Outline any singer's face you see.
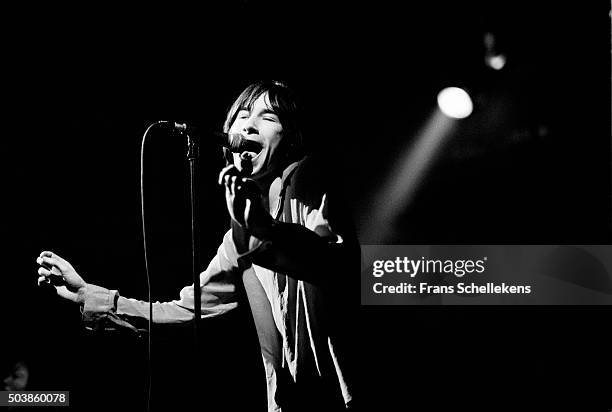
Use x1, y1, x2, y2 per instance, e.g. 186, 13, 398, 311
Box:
229, 92, 284, 177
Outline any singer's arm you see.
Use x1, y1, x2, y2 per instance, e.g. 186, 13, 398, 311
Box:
230, 158, 360, 287
247, 198, 355, 287
36, 230, 244, 332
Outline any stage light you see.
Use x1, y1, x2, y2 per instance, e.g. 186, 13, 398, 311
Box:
437, 87, 473, 119
483, 32, 507, 71
485, 54, 506, 70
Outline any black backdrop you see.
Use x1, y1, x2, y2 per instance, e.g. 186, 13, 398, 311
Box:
2, 1, 611, 411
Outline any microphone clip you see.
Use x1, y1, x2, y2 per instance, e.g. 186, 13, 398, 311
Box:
174, 122, 199, 160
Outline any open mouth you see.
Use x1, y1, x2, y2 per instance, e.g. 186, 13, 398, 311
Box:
242, 140, 264, 159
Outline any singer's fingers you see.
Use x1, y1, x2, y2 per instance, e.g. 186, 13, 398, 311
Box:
225, 185, 242, 225
244, 199, 253, 226
37, 275, 48, 286
38, 256, 60, 270
223, 175, 231, 197
218, 165, 239, 185
224, 175, 237, 197
40, 251, 67, 266
230, 176, 238, 197
38, 267, 51, 277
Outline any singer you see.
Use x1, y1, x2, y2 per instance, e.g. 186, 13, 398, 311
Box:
36, 80, 360, 411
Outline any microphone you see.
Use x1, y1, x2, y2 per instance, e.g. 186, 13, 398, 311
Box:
172, 122, 261, 153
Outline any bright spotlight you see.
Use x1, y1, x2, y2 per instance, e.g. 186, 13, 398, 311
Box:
485, 54, 507, 70
437, 87, 473, 119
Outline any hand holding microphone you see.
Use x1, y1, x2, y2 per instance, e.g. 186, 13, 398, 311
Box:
218, 153, 272, 234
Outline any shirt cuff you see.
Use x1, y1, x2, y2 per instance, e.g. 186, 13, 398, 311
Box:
81, 283, 121, 332
81, 283, 119, 313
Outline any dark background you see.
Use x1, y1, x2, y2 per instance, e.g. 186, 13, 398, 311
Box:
2, 1, 611, 411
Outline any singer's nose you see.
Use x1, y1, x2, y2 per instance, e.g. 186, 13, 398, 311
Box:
243, 125, 258, 136
242, 117, 258, 135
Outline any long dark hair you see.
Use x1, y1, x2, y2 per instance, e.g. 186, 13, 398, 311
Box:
222, 80, 305, 164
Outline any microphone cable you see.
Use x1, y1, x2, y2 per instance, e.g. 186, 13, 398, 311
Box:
139, 120, 169, 412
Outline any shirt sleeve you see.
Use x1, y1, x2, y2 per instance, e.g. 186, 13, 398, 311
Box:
81, 230, 242, 332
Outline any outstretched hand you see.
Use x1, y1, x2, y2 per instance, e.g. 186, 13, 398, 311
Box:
218, 164, 273, 238
36, 251, 86, 303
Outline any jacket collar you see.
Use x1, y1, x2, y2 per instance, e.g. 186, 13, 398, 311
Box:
269, 159, 302, 220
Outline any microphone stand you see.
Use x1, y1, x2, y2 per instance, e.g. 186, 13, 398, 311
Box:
184, 130, 202, 353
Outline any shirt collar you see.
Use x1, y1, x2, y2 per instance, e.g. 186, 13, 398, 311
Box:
269, 159, 301, 220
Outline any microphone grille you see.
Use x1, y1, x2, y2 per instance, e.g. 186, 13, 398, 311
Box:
173, 122, 188, 132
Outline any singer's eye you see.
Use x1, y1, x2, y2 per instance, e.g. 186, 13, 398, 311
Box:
263, 116, 279, 122
237, 110, 250, 120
